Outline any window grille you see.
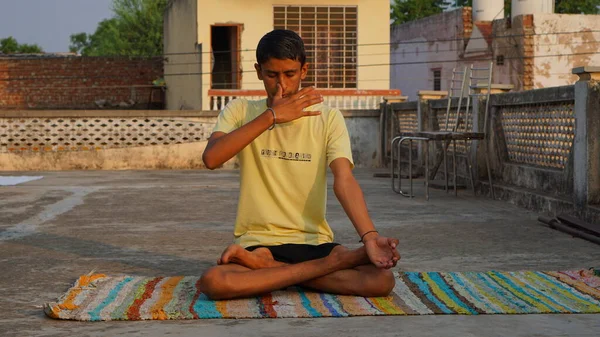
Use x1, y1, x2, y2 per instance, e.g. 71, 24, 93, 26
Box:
433, 69, 441, 91
274, 6, 358, 88
496, 55, 505, 66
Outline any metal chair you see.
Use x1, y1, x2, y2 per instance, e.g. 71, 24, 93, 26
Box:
391, 66, 467, 199
391, 62, 495, 199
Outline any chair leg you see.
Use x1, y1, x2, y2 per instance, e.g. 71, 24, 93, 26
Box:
397, 137, 413, 198
484, 139, 495, 199
396, 139, 401, 193
391, 136, 400, 194
425, 140, 430, 201
452, 140, 457, 196
409, 139, 413, 198
444, 141, 448, 193
465, 139, 476, 196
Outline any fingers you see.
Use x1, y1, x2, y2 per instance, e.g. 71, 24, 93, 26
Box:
292, 86, 315, 99
376, 259, 391, 269
389, 238, 399, 249
373, 255, 396, 269
388, 238, 401, 262
305, 95, 325, 108
382, 260, 393, 269
297, 93, 323, 110
275, 83, 283, 99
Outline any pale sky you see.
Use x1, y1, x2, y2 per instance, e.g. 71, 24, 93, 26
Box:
0, 0, 113, 53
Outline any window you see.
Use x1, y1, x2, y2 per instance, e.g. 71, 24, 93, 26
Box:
496, 55, 505, 66
274, 6, 357, 88
433, 69, 441, 91
211, 25, 241, 89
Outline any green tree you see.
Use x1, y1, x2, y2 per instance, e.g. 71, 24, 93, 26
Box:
68, 32, 90, 54
70, 19, 127, 56
391, 0, 451, 25
448, 0, 600, 16
450, 0, 510, 18
0, 36, 43, 54
556, 0, 600, 14
0, 37, 18, 54
453, 0, 472, 6
69, 0, 167, 56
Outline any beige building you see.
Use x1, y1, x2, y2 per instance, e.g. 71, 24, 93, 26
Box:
390, 3, 600, 100
493, 13, 600, 90
164, 0, 393, 110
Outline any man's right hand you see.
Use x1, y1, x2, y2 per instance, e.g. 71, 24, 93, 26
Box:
203, 84, 324, 169
270, 84, 323, 124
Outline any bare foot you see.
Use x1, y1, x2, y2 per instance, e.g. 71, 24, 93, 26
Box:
250, 248, 280, 269
217, 244, 279, 269
217, 244, 246, 265
327, 246, 371, 270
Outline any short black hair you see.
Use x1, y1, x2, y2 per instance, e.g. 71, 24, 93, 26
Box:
256, 29, 306, 66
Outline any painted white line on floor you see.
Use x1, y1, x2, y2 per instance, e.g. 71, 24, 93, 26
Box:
0, 187, 101, 242
0, 176, 43, 186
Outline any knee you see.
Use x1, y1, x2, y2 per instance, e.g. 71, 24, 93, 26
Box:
365, 269, 395, 297
380, 269, 396, 295
200, 267, 229, 300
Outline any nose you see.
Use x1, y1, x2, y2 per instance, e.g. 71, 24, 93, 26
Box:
277, 75, 287, 92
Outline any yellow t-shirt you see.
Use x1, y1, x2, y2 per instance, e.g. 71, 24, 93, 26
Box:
213, 98, 354, 248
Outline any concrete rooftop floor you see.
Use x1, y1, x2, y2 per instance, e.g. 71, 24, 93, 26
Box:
0, 169, 599, 337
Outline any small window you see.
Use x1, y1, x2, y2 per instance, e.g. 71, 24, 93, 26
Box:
433, 69, 441, 91
496, 55, 505, 66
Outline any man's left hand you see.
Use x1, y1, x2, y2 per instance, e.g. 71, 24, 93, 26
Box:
364, 235, 400, 269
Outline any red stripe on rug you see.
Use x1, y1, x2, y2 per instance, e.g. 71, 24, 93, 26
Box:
127, 277, 163, 320
259, 293, 278, 318
189, 277, 203, 319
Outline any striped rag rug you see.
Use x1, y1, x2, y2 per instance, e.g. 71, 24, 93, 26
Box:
44, 269, 600, 320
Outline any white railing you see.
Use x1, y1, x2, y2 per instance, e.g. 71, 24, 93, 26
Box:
208, 89, 402, 111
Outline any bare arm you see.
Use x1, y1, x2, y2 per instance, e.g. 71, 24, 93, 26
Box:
330, 158, 400, 268
330, 158, 376, 238
202, 85, 323, 169
202, 113, 273, 170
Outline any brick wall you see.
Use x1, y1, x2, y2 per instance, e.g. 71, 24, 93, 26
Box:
0, 56, 163, 109
522, 15, 535, 91
461, 6, 473, 40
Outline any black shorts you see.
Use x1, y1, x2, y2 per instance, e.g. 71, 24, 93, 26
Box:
245, 243, 340, 264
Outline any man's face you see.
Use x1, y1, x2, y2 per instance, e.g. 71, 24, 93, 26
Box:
255, 58, 309, 99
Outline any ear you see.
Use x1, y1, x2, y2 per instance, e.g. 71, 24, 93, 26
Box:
300, 62, 309, 80
254, 63, 263, 80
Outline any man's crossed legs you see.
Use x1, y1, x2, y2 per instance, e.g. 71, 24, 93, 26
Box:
200, 240, 399, 300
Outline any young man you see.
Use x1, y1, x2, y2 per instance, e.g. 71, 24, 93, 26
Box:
200, 30, 400, 300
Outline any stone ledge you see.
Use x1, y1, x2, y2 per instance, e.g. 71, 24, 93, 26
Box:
478, 181, 600, 224
572, 66, 600, 81
0, 110, 219, 118
478, 181, 572, 213
341, 110, 380, 118
0, 110, 381, 118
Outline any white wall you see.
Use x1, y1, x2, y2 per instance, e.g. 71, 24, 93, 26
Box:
164, 0, 202, 110
532, 13, 600, 88
390, 9, 468, 100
